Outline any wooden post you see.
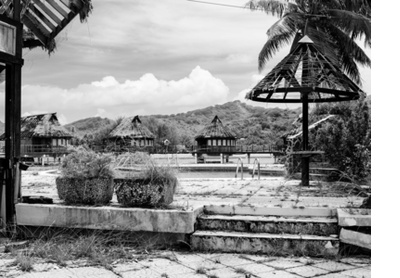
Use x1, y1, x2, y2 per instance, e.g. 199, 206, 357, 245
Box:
301, 93, 309, 187
220, 153, 223, 164
4, 0, 23, 230
247, 153, 251, 164
194, 153, 198, 164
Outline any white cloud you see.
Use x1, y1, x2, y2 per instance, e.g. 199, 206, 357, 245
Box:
17, 66, 229, 123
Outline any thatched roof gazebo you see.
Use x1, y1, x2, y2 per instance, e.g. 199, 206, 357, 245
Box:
195, 115, 236, 152
246, 35, 363, 186
109, 116, 154, 148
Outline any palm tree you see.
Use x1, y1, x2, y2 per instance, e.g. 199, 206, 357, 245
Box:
246, 0, 371, 85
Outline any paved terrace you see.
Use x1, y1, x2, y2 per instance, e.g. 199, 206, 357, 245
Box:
21, 171, 365, 209
4, 170, 371, 278
0, 249, 371, 278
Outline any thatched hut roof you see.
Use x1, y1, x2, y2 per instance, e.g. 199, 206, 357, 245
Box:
195, 116, 236, 140
0, 0, 93, 54
109, 116, 154, 139
0, 112, 72, 140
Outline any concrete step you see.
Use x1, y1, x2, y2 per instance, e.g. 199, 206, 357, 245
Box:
191, 230, 339, 257
197, 214, 338, 236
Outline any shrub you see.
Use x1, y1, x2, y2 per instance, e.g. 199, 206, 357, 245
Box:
114, 159, 178, 207
60, 147, 114, 179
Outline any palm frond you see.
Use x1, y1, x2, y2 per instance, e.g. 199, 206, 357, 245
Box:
341, 0, 371, 17
327, 9, 371, 47
258, 30, 295, 71
245, 0, 292, 17
266, 12, 299, 37
326, 26, 370, 84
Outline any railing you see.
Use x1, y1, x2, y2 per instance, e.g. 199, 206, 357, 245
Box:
235, 158, 244, 180
194, 145, 284, 154
252, 158, 261, 180
20, 145, 70, 155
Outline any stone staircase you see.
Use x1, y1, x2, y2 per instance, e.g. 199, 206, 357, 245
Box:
191, 205, 340, 257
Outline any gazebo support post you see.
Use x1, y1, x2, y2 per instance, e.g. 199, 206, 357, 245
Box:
4, 0, 23, 232
301, 92, 309, 187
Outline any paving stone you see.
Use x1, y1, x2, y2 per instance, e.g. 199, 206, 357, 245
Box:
207, 266, 243, 278
112, 262, 145, 273
313, 261, 356, 272
340, 266, 371, 278
339, 257, 371, 266
233, 262, 275, 274
257, 270, 302, 278
138, 257, 194, 275
16, 267, 120, 278
264, 258, 304, 269
315, 273, 353, 278
238, 254, 272, 262
287, 265, 330, 277
120, 268, 162, 278
209, 253, 256, 266
163, 273, 208, 278
153, 264, 194, 275
174, 253, 210, 265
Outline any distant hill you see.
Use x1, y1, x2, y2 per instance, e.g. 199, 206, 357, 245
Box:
65, 117, 115, 138
63, 101, 302, 148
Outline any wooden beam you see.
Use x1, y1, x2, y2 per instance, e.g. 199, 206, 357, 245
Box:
24, 9, 52, 36
47, 0, 69, 18
28, 2, 57, 32
21, 15, 48, 45
34, 0, 63, 25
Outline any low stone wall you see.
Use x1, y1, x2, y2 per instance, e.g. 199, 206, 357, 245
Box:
16, 203, 203, 234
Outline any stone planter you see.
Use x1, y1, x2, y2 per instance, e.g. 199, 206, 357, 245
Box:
56, 177, 114, 205
114, 177, 177, 207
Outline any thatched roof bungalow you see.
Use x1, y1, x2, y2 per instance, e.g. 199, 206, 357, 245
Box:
0, 113, 73, 154
109, 116, 154, 147
195, 115, 236, 151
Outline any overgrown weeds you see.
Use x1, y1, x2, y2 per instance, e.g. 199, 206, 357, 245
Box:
6, 227, 184, 271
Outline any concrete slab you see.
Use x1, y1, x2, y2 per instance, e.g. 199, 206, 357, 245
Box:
288, 265, 330, 277
259, 270, 303, 278
263, 258, 305, 269
16, 203, 203, 234
16, 267, 120, 278
313, 261, 356, 272
337, 208, 371, 227
340, 228, 371, 249
232, 262, 275, 274
206, 267, 243, 278
340, 266, 371, 278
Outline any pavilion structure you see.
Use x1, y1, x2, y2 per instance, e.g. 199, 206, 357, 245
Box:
246, 35, 363, 186
0, 0, 92, 230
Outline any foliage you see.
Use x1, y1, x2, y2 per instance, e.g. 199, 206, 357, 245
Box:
137, 160, 178, 186
59, 146, 114, 179
246, 0, 371, 84
65, 101, 302, 152
309, 98, 371, 182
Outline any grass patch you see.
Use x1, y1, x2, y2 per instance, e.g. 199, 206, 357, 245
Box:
12, 253, 33, 272
6, 226, 186, 270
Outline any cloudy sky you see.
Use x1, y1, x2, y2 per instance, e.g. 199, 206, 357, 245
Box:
0, 0, 371, 124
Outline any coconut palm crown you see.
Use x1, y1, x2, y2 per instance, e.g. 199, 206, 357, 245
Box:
246, 0, 371, 85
